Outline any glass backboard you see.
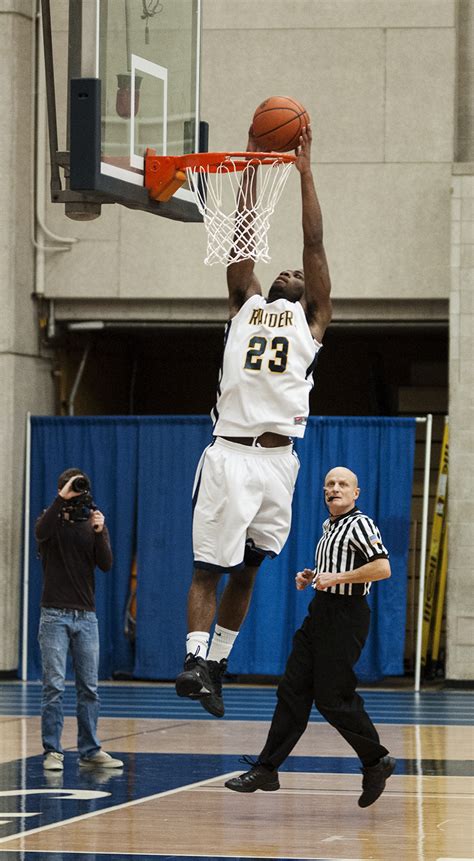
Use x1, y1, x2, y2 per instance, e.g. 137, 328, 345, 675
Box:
67, 0, 203, 220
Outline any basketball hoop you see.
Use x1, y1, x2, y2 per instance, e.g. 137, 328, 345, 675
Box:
145, 150, 296, 265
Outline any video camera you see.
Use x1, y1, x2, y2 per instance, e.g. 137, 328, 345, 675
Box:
71, 475, 90, 493
62, 474, 97, 522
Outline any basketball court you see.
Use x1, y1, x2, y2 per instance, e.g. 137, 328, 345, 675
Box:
0, 682, 473, 860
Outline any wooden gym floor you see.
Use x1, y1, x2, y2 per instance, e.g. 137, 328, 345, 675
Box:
0, 682, 472, 861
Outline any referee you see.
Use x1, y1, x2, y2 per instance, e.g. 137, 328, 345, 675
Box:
225, 466, 396, 808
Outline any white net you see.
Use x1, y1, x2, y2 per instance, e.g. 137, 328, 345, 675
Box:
185, 157, 294, 266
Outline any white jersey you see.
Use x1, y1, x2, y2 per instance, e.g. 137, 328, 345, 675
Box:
212, 294, 321, 438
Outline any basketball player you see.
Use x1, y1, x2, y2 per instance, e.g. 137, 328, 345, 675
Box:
175, 125, 332, 717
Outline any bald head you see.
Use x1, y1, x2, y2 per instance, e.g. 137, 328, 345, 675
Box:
323, 467, 360, 516
324, 466, 358, 488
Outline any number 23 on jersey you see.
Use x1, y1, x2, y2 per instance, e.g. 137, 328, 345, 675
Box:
244, 336, 289, 374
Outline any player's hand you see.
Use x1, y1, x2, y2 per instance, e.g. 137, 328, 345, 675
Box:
295, 568, 315, 590
295, 124, 312, 174
315, 571, 338, 591
90, 510, 105, 533
246, 125, 259, 153
59, 475, 84, 500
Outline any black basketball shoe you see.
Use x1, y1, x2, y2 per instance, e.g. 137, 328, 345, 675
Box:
197, 658, 227, 718
225, 758, 280, 793
358, 755, 396, 808
175, 654, 214, 699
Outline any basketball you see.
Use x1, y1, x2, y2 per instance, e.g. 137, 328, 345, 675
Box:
251, 96, 310, 152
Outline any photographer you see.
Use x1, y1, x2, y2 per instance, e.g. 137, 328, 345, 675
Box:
35, 467, 123, 771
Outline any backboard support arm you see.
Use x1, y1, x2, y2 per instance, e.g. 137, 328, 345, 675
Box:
40, 0, 62, 195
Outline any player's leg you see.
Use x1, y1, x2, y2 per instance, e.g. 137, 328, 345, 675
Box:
214, 445, 300, 722
176, 440, 263, 715
200, 561, 260, 714
214, 563, 259, 633
202, 529, 272, 713
247, 445, 299, 555
191, 441, 263, 578
175, 566, 223, 710
188, 443, 262, 639
187, 566, 222, 647
202, 446, 297, 712
244, 445, 299, 573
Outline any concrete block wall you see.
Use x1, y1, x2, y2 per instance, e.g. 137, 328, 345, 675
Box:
448, 168, 474, 680
0, 1, 55, 671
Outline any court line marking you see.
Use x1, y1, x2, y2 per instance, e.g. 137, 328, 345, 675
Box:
0, 846, 380, 860
0, 771, 239, 847
1, 693, 471, 703
3, 688, 467, 698
1, 713, 472, 722
1, 691, 471, 701
0, 853, 469, 861
1, 703, 472, 712
2, 690, 471, 704
197, 771, 474, 801
202, 787, 474, 799
0, 851, 374, 859
1, 705, 472, 715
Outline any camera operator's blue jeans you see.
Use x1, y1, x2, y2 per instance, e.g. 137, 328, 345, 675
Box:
38, 608, 101, 759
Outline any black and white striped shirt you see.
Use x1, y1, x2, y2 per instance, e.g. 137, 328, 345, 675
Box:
312, 507, 389, 597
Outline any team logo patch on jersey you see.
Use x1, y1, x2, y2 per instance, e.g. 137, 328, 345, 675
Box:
293, 416, 307, 425
369, 534, 381, 546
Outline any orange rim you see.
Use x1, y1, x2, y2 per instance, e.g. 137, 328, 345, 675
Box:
173, 151, 296, 173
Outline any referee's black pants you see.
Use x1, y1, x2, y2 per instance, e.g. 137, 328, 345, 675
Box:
260, 591, 388, 769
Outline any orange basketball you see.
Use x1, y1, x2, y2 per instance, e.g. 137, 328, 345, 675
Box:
252, 96, 310, 152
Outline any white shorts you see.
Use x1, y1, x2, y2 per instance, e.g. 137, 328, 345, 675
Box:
192, 437, 300, 571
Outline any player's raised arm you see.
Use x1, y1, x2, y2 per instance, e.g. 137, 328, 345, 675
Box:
226, 127, 262, 317
296, 126, 332, 342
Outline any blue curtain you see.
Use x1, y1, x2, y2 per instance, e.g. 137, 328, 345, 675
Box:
27, 418, 139, 679
133, 418, 211, 679
26, 416, 415, 682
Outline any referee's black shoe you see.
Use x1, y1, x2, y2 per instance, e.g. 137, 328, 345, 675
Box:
225, 759, 280, 793
358, 755, 396, 808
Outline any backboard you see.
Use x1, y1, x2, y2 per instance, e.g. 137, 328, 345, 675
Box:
47, 0, 204, 220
